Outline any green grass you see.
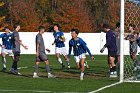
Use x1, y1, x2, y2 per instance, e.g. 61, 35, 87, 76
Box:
0, 55, 140, 93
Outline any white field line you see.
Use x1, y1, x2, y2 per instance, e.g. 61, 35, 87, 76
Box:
88, 82, 122, 93
0, 89, 51, 93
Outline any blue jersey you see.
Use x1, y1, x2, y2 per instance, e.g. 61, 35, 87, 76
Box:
53, 31, 65, 48
104, 30, 117, 53
68, 37, 92, 57
0, 33, 13, 50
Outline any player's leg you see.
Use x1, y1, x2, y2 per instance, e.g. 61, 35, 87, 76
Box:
62, 47, 70, 69
55, 47, 65, 69
40, 52, 55, 78
10, 51, 21, 75
79, 58, 85, 80
1, 52, 7, 72
8, 50, 14, 61
33, 61, 40, 78
109, 56, 117, 77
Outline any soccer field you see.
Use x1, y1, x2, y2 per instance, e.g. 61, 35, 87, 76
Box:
0, 55, 140, 93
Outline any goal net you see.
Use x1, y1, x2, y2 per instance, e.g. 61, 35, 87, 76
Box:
123, 0, 140, 82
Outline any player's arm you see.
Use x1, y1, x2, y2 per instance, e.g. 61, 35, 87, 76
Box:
129, 34, 138, 42
36, 43, 40, 57
14, 36, 28, 49
0, 33, 5, 38
59, 35, 65, 42
68, 41, 72, 59
81, 40, 94, 60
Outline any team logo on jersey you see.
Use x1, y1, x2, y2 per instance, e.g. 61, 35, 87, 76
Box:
77, 43, 80, 46
9, 37, 11, 39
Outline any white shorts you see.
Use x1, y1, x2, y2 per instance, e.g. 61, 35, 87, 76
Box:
1, 48, 14, 56
74, 53, 86, 63
55, 47, 67, 56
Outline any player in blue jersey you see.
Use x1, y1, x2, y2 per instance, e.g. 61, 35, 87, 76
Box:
100, 23, 117, 78
52, 24, 70, 69
68, 29, 94, 80
0, 27, 14, 72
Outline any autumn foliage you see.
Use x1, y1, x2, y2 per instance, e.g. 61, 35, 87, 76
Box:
0, 0, 139, 32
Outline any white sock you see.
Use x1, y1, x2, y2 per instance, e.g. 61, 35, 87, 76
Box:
34, 72, 37, 76
80, 72, 84, 77
58, 58, 63, 64
48, 73, 51, 75
2, 57, 6, 68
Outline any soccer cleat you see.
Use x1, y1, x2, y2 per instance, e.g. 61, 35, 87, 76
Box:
10, 68, 22, 75
48, 74, 56, 78
33, 72, 39, 78
67, 65, 71, 69
1, 68, 6, 72
80, 76, 83, 81
84, 61, 89, 69
62, 64, 65, 69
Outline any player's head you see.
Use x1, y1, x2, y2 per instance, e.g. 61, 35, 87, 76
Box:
4, 26, 10, 33
38, 26, 45, 34
129, 24, 135, 31
14, 23, 20, 31
103, 23, 110, 32
71, 29, 79, 39
115, 22, 120, 32
53, 24, 60, 32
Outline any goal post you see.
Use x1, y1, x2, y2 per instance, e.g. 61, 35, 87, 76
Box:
122, 0, 140, 82
120, 0, 125, 82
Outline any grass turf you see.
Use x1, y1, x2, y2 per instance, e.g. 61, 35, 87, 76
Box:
0, 55, 139, 93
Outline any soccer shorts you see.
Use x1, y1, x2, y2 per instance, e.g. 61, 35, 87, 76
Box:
55, 47, 67, 56
1, 48, 14, 56
108, 51, 117, 57
36, 52, 48, 62
74, 53, 86, 63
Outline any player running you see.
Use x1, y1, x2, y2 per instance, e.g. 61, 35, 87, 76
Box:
0, 26, 14, 72
52, 24, 70, 69
33, 26, 56, 78
68, 29, 94, 80
100, 23, 117, 78
10, 24, 28, 75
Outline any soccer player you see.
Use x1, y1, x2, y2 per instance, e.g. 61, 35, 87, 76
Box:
0, 26, 14, 72
52, 24, 70, 69
115, 22, 120, 64
33, 26, 56, 78
10, 24, 28, 75
100, 23, 117, 78
68, 29, 94, 80
125, 24, 139, 69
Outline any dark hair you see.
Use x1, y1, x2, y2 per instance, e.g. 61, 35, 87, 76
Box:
3, 26, 10, 30
129, 24, 136, 30
53, 24, 60, 29
14, 23, 20, 29
38, 26, 45, 31
116, 22, 120, 28
103, 23, 110, 29
71, 29, 79, 35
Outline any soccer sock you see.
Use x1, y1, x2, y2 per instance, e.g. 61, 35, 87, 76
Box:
80, 72, 84, 77
58, 58, 63, 64
46, 65, 50, 73
110, 67, 113, 73
12, 60, 18, 70
134, 60, 139, 67
34, 64, 39, 73
2, 57, 6, 68
112, 66, 117, 72
66, 60, 70, 66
